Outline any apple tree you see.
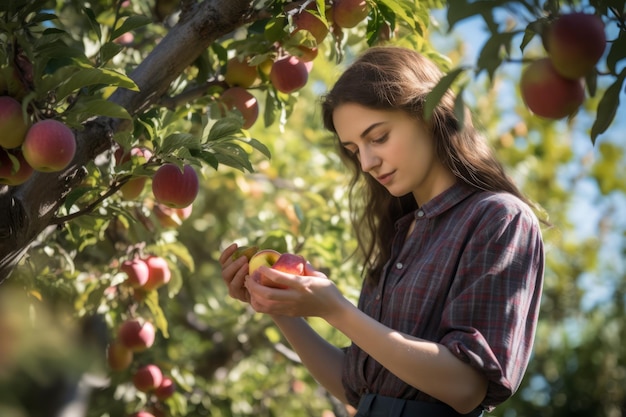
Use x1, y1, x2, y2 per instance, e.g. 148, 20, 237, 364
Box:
0, 0, 625, 416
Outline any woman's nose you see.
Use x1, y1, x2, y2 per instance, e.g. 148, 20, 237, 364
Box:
359, 148, 381, 172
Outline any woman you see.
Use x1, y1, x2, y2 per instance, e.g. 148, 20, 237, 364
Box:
220, 46, 545, 417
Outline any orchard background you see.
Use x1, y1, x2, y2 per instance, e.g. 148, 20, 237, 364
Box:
0, 0, 625, 416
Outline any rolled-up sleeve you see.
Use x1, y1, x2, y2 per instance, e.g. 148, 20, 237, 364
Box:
439, 201, 544, 410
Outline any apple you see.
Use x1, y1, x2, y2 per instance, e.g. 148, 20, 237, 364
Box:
269, 55, 309, 94
143, 255, 171, 291
0, 147, 33, 186
546, 12, 606, 80
332, 0, 369, 29
154, 202, 193, 228
224, 57, 258, 88
0, 96, 28, 149
248, 249, 281, 274
154, 376, 176, 400
293, 9, 328, 44
520, 58, 585, 119
114, 32, 134, 45
272, 253, 307, 275
220, 87, 259, 129
133, 364, 163, 392
121, 258, 150, 288
22, 119, 76, 172
120, 176, 147, 199
106, 341, 133, 371
118, 319, 156, 352
152, 163, 199, 208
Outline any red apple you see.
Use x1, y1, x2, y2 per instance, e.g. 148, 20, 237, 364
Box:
224, 57, 258, 88
133, 364, 163, 392
22, 119, 76, 172
154, 202, 193, 228
121, 258, 150, 288
151, 163, 199, 208
293, 9, 328, 44
220, 87, 259, 129
269, 55, 309, 94
143, 255, 171, 291
272, 253, 306, 275
106, 341, 134, 371
520, 58, 585, 119
118, 319, 156, 352
0, 96, 28, 149
332, 0, 369, 29
130, 413, 155, 417
546, 12, 606, 79
0, 147, 33, 185
154, 376, 176, 400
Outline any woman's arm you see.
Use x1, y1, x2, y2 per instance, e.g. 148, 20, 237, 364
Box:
246, 269, 487, 414
271, 315, 347, 403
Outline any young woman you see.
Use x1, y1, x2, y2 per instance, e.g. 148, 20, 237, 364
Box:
219, 46, 545, 417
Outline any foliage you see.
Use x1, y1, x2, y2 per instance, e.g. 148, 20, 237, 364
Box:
0, 1, 625, 417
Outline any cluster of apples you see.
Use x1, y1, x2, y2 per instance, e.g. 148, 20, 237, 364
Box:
236, 246, 313, 288
0, 95, 77, 186
107, 318, 176, 417
520, 12, 606, 119
119, 255, 172, 299
218, 0, 369, 129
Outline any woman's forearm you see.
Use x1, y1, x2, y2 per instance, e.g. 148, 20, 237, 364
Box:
271, 315, 348, 403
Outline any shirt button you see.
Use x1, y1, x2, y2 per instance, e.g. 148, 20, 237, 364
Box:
417, 210, 425, 217
396, 262, 403, 269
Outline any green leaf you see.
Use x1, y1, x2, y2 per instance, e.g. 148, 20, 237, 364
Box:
144, 291, 169, 339
424, 67, 466, 120
206, 117, 244, 142
100, 42, 124, 64
64, 97, 132, 127
54, 67, 138, 102
159, 133, 201, 155
476, 31, 517, 80
606, 30, 626, 74
241, 137, 271, 159
453, 87, 466, 129
591, 70, 625, 144
377, 0, 417, 31
63, 186, 96, 211
447, 0, 499, 30
110, 15, 152, 40
82, 7, 101, 40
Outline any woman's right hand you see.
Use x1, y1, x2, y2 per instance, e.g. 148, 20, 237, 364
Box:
218, 243, 251, 303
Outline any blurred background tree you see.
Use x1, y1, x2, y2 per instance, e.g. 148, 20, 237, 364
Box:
0, 0, 624, 416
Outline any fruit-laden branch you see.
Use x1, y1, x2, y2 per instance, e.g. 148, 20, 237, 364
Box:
0, 0, 256, 283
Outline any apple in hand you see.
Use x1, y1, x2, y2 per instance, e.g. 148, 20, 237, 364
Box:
248, 249, 281, 274
520, 58, 584, 119
0, 96, 29, 149
152, 163, 199, 208
22, 119, 76, 172
546, 12, 606, 80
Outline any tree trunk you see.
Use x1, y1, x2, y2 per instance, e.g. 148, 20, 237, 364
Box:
0, 0, 255, 283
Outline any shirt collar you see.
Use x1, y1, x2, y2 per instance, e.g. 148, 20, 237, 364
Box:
396, 181, 478, 229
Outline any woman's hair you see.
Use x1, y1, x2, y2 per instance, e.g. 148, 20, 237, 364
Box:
321, 46, 541, 284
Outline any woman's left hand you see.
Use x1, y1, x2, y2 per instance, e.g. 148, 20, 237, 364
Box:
245, 266, 347, 320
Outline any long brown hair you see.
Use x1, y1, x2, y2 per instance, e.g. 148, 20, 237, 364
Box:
321, 46, 543, 283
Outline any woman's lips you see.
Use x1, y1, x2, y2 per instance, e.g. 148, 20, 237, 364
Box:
377, 171, 395, 185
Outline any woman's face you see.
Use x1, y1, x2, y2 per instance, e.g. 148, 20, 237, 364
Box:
333, 103, 455, 205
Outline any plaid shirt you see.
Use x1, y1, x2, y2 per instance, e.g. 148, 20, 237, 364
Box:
341, 181, 544, 411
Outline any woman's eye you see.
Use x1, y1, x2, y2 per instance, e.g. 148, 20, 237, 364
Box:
372, 133, 389, 144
